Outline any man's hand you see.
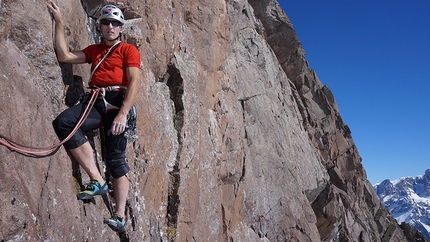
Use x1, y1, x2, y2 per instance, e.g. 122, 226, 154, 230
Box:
47, 1, 64, 24
110, 113, 128, 135
47, 0, 86, 64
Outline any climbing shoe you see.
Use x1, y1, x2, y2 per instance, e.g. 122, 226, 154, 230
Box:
104, 214, 126, 232
76, 179, 108, 200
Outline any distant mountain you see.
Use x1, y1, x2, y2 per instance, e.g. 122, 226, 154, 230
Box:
374, 169, 430, 240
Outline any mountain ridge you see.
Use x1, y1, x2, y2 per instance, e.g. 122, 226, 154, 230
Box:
375, 169, 430, 241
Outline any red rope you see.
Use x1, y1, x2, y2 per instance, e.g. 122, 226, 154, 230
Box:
0, 88, 101, 157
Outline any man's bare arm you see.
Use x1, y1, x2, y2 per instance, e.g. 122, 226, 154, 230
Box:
47, 1, 86, 64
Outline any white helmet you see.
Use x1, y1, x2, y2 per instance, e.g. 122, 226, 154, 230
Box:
98, 5, 124, 25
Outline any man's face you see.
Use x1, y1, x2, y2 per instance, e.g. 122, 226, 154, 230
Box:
99, 19, 124, 41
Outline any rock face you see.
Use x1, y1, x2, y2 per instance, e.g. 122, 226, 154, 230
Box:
0, 0, 419, 241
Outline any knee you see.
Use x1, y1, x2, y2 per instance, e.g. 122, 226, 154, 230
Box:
107, 159, 130, 179
52, 113, 76, 140
52, 115, 61, 133
52, 115, 59, 127
52, 114, 67, 133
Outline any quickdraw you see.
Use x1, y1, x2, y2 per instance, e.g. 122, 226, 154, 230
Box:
124, 105, 138, 143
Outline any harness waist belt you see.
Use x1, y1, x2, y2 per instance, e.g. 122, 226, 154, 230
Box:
90, 86, 127, 99
103, 86, 127, 92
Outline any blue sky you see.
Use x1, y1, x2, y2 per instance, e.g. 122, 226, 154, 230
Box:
277, 0, 430, 184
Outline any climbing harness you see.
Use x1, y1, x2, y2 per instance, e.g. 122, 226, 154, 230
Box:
95, 85, 138, 143
98, 85, 127, 112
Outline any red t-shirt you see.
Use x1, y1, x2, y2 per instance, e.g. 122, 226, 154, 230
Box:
83, 42, 140, 87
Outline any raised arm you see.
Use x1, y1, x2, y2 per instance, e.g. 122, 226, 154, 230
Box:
47, 1, 86, 64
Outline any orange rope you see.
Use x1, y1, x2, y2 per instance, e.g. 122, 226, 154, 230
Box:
0, 88, 101, 157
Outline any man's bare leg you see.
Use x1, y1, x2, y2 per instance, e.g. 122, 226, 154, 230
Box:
69, 141, 105, 184
112, 174, 129, 217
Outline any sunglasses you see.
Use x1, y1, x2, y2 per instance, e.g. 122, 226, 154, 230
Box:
100, 19, 123, 27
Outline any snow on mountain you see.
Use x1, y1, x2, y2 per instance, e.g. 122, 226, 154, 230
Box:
374, 169, 430, 240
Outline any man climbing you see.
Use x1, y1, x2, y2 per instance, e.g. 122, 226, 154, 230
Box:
47, 1, 141, 233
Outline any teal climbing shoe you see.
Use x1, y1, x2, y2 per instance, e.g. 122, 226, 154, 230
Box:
104, 214, 126, 232
76, 179, 108, 200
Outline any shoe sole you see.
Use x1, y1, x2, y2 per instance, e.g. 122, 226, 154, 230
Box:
104, 220, 125, 232
77, 193, 93, 200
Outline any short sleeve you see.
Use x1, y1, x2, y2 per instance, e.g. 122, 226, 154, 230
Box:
82, 45, 98, 64
124, 44, 140, 68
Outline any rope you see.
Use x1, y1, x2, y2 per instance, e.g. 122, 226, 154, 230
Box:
0, 88, 101, 157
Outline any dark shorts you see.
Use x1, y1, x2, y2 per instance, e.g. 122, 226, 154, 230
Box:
52, 92, 130, 179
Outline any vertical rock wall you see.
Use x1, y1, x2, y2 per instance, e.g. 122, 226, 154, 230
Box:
0, 0, 418, 241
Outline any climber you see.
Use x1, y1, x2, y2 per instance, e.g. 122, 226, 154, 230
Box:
47, 1, 141, 233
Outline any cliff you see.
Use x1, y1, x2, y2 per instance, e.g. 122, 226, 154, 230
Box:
0, 0, 419, 241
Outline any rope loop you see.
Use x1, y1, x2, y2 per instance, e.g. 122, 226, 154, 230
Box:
0, 88, 101, 157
